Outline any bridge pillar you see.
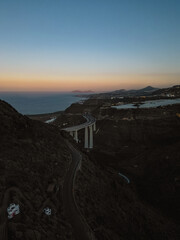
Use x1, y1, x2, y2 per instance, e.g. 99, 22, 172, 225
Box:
70, 131, 73, 137
89, 125, 93, 148
84, 127, 88, 148
93, 122, 96, 131
74, 130, 78, 143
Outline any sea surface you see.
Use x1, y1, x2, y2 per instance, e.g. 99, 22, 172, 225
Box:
113, 98, 180, 109
0, 92, 83, 115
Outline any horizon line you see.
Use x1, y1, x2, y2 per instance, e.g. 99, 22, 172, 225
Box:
0, 84, 179, 94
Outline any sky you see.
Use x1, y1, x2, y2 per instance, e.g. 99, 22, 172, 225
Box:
0, 0, 180, 92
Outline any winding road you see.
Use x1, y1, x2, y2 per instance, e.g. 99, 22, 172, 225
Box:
62, 114, 96, 239
63, 141, 95, 240
62, 114, 96, 132
0, 114, 96, 240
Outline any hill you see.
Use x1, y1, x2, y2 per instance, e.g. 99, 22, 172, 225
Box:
1, 98, 179, 240
74, 104, 180, 240
152, 85, 180, 97
0, 100, 74, 240
87, 86, 159, 99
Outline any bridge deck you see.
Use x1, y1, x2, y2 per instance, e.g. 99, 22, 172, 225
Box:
62, 115, 96, 132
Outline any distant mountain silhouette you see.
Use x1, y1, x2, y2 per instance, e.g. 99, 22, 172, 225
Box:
140, 86, 158, 92
86, 86, 161, 99
152, 85, 180, 96
110, 86, 159, 95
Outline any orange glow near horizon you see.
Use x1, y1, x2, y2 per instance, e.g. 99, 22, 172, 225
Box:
1, 1, 180, 94
0, 73, 179, 92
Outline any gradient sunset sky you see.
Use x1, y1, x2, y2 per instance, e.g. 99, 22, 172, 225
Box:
0, 0, 180, 92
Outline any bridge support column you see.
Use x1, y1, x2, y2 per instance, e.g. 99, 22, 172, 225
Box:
70, 131, 73, 137
89, 125, 93, 148
93, 122, 96, 131
74, 130, 78, 143
84, 127, 88, 148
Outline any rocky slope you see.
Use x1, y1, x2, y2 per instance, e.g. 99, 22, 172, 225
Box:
75, 105, 180, 240
0, 100, 74, 240
1, 98, 179, 240
152, 85, 180, 97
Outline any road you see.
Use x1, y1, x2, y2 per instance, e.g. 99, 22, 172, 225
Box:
0, 114, 96, 240
62, 114, 96, 132
63, 142, 95, 240
118, 173, 130, 184
0, 149, 93, 240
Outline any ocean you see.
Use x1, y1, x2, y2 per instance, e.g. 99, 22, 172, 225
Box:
0, 92, 83, 115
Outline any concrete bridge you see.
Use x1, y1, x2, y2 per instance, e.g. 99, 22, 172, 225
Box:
62, 114, 96, 149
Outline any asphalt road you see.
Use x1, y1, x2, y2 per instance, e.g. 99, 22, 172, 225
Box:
0, 113, 95, 240
62, 114, 96, 132
0, 145, 93, 240
63, 142, 94, 240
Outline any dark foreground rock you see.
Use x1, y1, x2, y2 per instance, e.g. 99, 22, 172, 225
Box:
0, 100, 75, 240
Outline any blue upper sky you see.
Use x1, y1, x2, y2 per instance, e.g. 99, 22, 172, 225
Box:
0, 0, 180, 90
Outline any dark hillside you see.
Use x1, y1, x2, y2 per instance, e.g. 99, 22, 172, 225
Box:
75, 105, 180, 240
0, 100, 74, 240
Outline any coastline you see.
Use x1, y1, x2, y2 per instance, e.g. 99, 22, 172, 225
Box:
0, 92, 83, 115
